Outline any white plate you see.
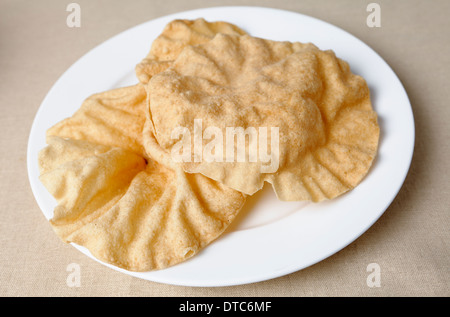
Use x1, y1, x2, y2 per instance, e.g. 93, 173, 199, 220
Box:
27, 6, 414, 287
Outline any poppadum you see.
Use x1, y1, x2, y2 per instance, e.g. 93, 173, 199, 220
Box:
40, 84, 245, 270
146, 33, 380, 202
135, 18, 246, 85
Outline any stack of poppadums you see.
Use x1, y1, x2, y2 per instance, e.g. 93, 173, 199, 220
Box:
38, 19, 379, 271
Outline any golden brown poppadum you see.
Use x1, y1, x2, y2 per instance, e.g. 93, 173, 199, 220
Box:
39, 85, 245, 271
38, 19, 248, 271
38, 17, 380, 273
146, 33, 379, 202
46, 84, 147, 156
135, 18, 246, 85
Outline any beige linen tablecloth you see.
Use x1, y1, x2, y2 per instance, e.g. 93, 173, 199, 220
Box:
0, 0, 448, 296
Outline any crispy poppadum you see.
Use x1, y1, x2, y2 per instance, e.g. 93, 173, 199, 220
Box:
135, 18, 246, 85
146, 33, 379, 202
39, 19, 250, 271
38, 16, 380, 273
39, 85, 246, 271
46, 84, 147, 156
